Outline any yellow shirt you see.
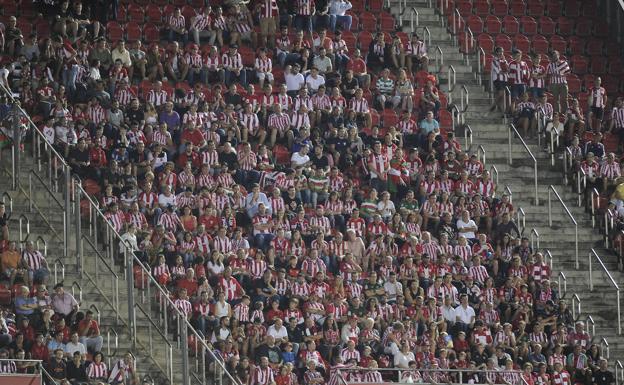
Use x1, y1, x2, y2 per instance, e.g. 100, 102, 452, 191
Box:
1, 250, 20, 272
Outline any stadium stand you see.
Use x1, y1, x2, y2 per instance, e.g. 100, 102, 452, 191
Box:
0, 0, 622, 385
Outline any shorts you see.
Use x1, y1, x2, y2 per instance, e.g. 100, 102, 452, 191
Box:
260, 17, 277, 36
493, 80, 508, 91
511, 84, 526, 99
591, 106, 604, 120
530, 87, 545, 99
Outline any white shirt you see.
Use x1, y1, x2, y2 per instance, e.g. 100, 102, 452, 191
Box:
393, 351, 415, 369
285, 72, 305, 92
158, 193, 176, 208
456, 218, 477, 239
383, 280, 403, 301
267, 324, 289, 341
441, 305, 456, 322
291, 152, 310, 167
330, 0, 353, 16
454, 304, 476, 324
65, 341, 87, 356
306, 74, 326, 92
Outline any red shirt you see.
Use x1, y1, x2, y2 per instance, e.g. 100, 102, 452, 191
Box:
30, 343, 49, 362
177, 279, 199, 297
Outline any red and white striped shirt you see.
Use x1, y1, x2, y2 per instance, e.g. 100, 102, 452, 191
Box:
312, 93, 331, 110
233, 302, 250, 322
239, 113, 260, 136
552, 371, 571, 385
530, 63, 546, 88
508, 60, 529, 85
590, 86, 607, 108
87, 362, 108, 379
192, 13, 211, 31
296, 0, 315, 15
174, 298, 193, 317
260, 0, 279, 18
222, 53, 243, 71
169, 14, 186, 30
601, 161, 620, 179
291, 281, 310, 297
251, 366, 275, 385
88, 105, 105, 125
340, 348, 360, 363
491, 57, 509, 82
194, 234, 211, 254
547, 60, 570, 84
350, 97, 369, 113
468, 265, 489, 285
613, 106, 624, 128
203, 55, 221, 70
147, 89, 169, 107
126, 212, 148, 229
23, 250, 46, 271
114, 87, 135, 107
213, 237, 233, 254
255, 57, 272, 73
291, 112, 310, 129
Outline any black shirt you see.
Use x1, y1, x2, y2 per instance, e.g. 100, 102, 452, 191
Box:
219, 151, 238, 169
283, 194, 302, 213
69, 146, 90, 165
66, 360, 89, 382
310, 153, 329, 170
47, 357, 67, 380
340, 77, 359, 100
593, 370, 614, 385
126, 108, 144, 125
287, 325, 303, 343
255, 344, 282, 364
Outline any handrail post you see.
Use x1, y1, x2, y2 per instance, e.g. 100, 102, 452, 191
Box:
75, 180, 82, 278
618, 288, 622, 335
589, 251, 594, 291
548, 189, 552, 226
64, 167, 70, 259
181, 315, 190, 385
508, 125, 513, 165
126, 248, 136, 349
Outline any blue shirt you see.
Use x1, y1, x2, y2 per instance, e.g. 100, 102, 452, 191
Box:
14, 296, 36, 315
282, 351, 295, 364
419, 118, 440, 135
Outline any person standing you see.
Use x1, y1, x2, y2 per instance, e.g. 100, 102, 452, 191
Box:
546, 50, 571, 114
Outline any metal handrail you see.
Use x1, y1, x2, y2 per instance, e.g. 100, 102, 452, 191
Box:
572, 293, 581, 320
548, 124, 560, 167
577, 168, 587, 207
450, 104, 462, 132
463, 123, 472, 149
605, 208, 615, 248
530, 228, 540, 250
503, 86, 511, 123
409, 7, 419, 29
460, 84, 469, 112
587, 315, 596, 338
106, 327, 119, 368
548, 185, 579, 269
508, 124, 538, 204
490, 165, 499, 190
600, 337, 610, 359
52, 258, 65, 285
517, 207, 526, 234
477, 145, 486, 168
558, 270, 567, 296
591, 187, 600, 228
588, 249, 621, 334
1, 192, 13, 213
434, 46, 444, 71
89, 304, 101, 326
476, 46, 485, 85
448, 65, 456, 95
423, 26, 431, 47
18, 214, 29, 243
71, 281, 83, 304
134, 303, 175, 385
504, 185, 512, 203
544, 249, 554, 269
563, 147, 573, 186
616, 361, 623, 385
35, 236, 47, 257
452, 9, 462, 42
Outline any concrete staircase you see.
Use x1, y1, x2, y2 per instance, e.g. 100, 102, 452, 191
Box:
391, 0, 624, 362
0, 149, 187, 385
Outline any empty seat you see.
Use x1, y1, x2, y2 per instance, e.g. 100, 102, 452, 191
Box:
474, 0, 490, 16
492, 0, 508, 17
360, 12, 378, 31
495, 34, 513, 52
564, 1, 581, 17
513, 35, 530, 53
557, 17, 574, 36
571, 55, 589, 75
126, 22, 142, 41
567, 74, 581, 94
590, 57, 607, 75
582, 74, 595, 90
456, 0, 473, 17
379, 12, 395, 31
358, 31, 373, 52
467, 15, 484, 34
576, 19, 592, 37
527, 1, 544, 17
546, 0, 562, 17
608, 58, 623, 76
539, 16, 556, 36
582, 2, 597, 18
485, 15, 502, 34
503, 16, 520, 35
476, 33, 493, 53
143, 24, 160, 43
603, 75, 620, 94
145, 5, 163, 25
585, 38, 604, 56
509, 0, 527, 17
520, 16, 537, 35
382, 109, 399, 128
459, 31, 475, 53
127, 4, 144, 22
368, 0, 385, 13
531, 35, 549, 55
568, 36, 585, 55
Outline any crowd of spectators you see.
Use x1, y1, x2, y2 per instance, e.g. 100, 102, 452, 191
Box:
0, 1, 620, 385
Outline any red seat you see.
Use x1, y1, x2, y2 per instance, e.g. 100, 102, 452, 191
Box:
576, 19, 592, 37
474, 0, 490, 16
491, 0, 508, 17
550, 35, 566, 53
359, 12, 377, 31
467, 15, 484, 34
557, 17, 574, 36
528, 1, 544, 17
379, 12, 395, 31
571, 55, 589, 75
382, 109, 399, 128
36, 20, 51, 36
358, 31, 373, 53
478, 33, 494, 53
240, 49, 255, 67
539, 16, 556, 36
565, 1, 581, 18
513, 35, 530, 53
567, 74, 581, 94
456, 0, 473, 17
437, 0, 455, 16
590, 57, 607, 75
370, 109, 380, 127
449, 13, 466, 35
145, 5, 163, 24
106, 21, 124, 42
349, 13, 359, 31
605, 42, 621, 57
503, 16, 519, 35
126, 22, 142, 41
609, 58, 623, 76
546, 0, 562, 18
350, 0, 365, 13
531, 35, 549, 55
459, 31, 475, 54
586, 38, 604, 56
16, 21, 32, 37
603, 133, 619, 153
127, 4, 144, 22
439, 110, 453, 129
181, 5, 197, 26
144, 24, 160, 43
495, 34, 512, 52
595, 23, 609, 38
582, 74, 595, 90
509, 0, 527, 17
368, 0, 385, 13
485, 15, 502, 34
342, 31, 357, 52
483, 53, 494, 72
171, 0, 186, 6
569, 36, 586, 55
520, 16, 537, 35
582, 2, 597, 18
603, 76, 620, 95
